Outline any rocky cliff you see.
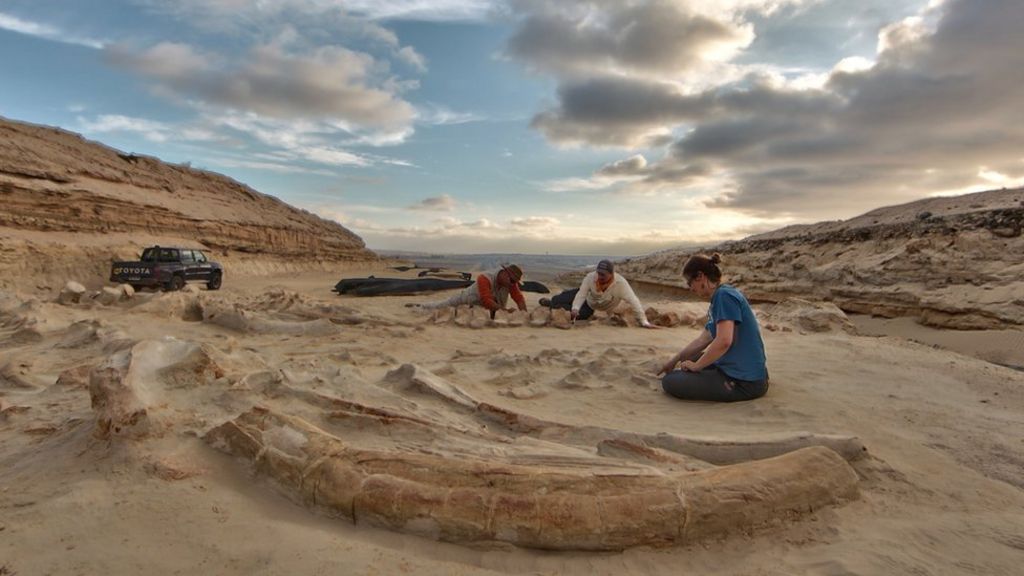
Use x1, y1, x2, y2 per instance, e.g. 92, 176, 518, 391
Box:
619, 188, 1024, 329
0, 116, 378, 289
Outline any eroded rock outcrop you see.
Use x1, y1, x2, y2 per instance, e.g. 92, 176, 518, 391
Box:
620, 188, 1024, 329
0, 116, 378, 290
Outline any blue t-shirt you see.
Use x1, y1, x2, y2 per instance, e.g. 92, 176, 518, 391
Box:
704, 284, 767, 382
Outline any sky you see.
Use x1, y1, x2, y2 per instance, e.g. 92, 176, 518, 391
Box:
1, 0, 1022, 256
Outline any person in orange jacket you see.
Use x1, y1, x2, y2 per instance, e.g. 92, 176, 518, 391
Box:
420, 264, 528, 316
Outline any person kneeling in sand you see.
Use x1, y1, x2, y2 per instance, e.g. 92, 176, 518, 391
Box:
657, 253, 769, 402
538, 260, 656, 329
419, 264, 528, 318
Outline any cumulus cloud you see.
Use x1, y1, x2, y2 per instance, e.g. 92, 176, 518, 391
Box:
106, 42, 416, 131
408, 195, 457, 211
512, 0, 1024, 218
507, 0, 754, 78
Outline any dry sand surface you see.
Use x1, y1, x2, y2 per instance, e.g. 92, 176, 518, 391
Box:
2, 268, 1024, 575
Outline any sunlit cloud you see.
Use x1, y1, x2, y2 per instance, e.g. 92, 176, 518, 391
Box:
510, 0, 1024, 220
0, 12, 105, 49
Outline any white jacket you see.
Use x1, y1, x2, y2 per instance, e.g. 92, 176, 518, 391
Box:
571, 271, 650, 326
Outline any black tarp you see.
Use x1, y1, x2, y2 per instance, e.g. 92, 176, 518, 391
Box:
333, 277, 551, 296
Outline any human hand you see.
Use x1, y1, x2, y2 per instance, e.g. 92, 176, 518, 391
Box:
570, 309, 579, 321
679, 360, 700, 372
657, 359, 677, 376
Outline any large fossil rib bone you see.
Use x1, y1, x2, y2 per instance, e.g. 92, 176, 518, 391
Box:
205, 407, 860, 550
382, 364, 867, 464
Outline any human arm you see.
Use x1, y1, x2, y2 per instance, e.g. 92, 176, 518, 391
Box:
618, 277, 655, 328
679, 320, 734, 372
657, 329, 713, 375
570, 273, 594, 319
508, 281, 527, 312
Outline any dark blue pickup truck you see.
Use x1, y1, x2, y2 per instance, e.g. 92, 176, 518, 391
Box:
110, 246, 223, 291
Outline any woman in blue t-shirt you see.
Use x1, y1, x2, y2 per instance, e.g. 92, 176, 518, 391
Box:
657, 253, 769, 402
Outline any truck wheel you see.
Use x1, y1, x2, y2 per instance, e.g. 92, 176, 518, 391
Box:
167, 274, 185, 292
207, 273, 222, 291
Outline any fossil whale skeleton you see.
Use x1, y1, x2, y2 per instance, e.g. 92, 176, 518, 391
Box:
205, 364, 864, 550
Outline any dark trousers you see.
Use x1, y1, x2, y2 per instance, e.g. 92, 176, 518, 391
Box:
547, 288, 595, 319
661, 367, 769, 402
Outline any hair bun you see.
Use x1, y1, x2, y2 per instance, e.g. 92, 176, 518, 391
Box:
710, 253, 722, 265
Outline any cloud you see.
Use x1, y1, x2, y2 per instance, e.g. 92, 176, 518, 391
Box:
0, 11, 105, 48
510, 216, 560, 228
596, 154, 648, 177
408, 195, 457, 211
512, 0, 1024, 219
415, 104, 484, 126
206, 111, 378, 166
76, 115, 173, 142
541, 154, 654, 192
76, 114, 223, 145
106, 42, 416, 132
395, 46, 428, 72
296, 0, 499, 22
138, 0, 500, 24
75, 111, 391, 171
507, 0, 754, 78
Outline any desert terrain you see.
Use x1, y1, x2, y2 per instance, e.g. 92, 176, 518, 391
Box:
1, 117, 1023, 575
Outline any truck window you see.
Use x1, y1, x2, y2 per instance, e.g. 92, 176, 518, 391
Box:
194, 251, 207, 263
159, 249, 178, 262
181, 250, 196, 263
141, 248, 158, 262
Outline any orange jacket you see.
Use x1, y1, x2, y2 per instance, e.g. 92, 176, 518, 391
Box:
476, 274, 526, 311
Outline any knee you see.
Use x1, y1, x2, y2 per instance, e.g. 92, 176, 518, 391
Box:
661, 372, 684, 398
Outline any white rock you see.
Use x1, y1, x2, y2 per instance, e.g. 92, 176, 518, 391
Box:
58, 281, 87, 305
96, 286, 123, 305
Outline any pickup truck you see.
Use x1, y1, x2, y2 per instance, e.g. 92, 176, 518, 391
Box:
110, 246, 223, 291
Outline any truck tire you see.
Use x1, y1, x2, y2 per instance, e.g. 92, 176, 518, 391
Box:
167, 274, 185, 292
207, 273, 222, 291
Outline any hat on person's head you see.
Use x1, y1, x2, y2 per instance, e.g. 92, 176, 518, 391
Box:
502, 264, 524, 283
596, 259, 614, 274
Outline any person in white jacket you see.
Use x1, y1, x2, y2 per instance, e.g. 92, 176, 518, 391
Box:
539, 260, 656, 328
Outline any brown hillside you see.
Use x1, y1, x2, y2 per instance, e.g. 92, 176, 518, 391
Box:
619, 187, 1024, 329
0, 116, 378, 290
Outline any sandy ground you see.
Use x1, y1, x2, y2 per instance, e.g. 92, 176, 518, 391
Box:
2, 269, 1023, 575
852, 315, 1024, 371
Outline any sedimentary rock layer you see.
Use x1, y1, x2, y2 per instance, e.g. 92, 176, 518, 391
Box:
620, 188, 1024, 329
0, 116, 377, 288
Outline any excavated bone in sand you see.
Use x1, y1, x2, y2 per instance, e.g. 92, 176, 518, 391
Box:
382, 364, 868, 464
200, 299, 339, 336
205, 407, 858, 550
205, 364, 864, 550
